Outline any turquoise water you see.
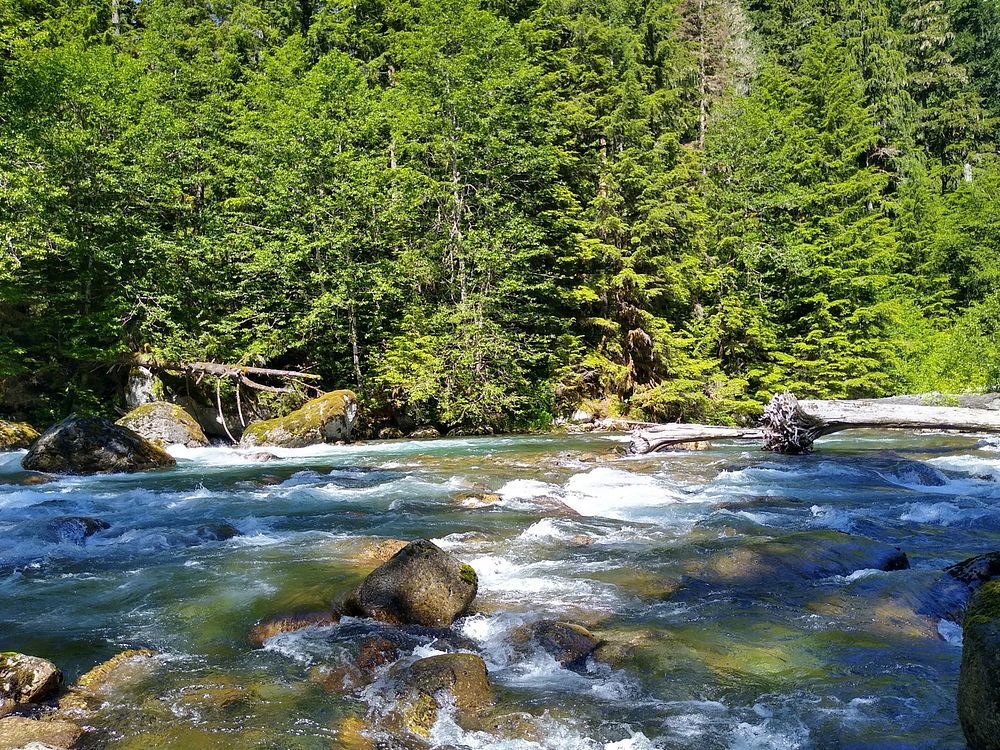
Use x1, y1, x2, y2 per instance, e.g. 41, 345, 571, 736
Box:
1, 430, 998, 748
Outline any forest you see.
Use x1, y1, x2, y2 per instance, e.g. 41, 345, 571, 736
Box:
1, 0, 998, 435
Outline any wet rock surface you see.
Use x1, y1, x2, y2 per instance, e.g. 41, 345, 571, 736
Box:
0, 654, 62, 716
116, 402, 209, 448
960, 581, 1000, 749
239, 390, 358, 448
0, 421, 39, 451
21, 416, 176, 475
344, 539, 478, 627
0, 716, 83, 750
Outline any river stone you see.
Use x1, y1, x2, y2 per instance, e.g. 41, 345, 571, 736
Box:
43, 517, 110, 545
356, 538, 410, 567
0, 421, 39, 451
249, 611, 341, 647
527, 621, 602, 669
388, 653, 493, 735
59, 650, 158, 716
0, 717, 82, 750
948, 552, 1000, 586
700, 530, 909, 583
343, 539, 478, 627
239, 390, 358, 448
21, 417, 176, 475
959, 581, 1000, 749
408, 427, 440, 439
194, 523, 240, 542
115, 401, 209, 448
0, 654, 62, 716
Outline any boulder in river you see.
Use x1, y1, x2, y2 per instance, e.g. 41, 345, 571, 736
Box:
386, 653, 493, 736
522, 620, 602, 670
21, 416, 176, 475
115, 401, 209, 448
343, 539, 477, 627
43, 517, 110, 545
0, 653, 62, 716
0, 716, 82, 750
408, 427, 440, 439
239, 390, 358, 448
0, 420, 39, 451
959, 581, 1000, 749
948, 552, 1000, 587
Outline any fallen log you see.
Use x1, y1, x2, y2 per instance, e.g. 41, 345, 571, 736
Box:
628, 425, 763, 454
760, 392, 1000, 454
628, 392, 1000, 455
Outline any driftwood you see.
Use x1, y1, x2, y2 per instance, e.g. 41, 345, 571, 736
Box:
628, 425, 763, 454
629, 392, 1000, 455
137, 358, 322, 394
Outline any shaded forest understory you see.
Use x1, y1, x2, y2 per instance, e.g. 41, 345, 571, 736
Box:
1, 0, 998, 434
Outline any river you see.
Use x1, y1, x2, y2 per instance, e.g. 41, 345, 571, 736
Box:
2, 430, 998, 749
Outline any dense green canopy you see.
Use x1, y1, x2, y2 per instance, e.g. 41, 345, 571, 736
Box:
1, 0, 997, 431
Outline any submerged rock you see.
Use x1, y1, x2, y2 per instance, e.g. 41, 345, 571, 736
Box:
116, 401, 209, 448
0, 653, 62, 716
249, 611, 341, 647
386, 653, 493, 736
0, 716, 82, 750
21, 416, 176, 475
239, 390, 358, 448
194, 523, 240, 542
697, 530, 909, 583
356, 538, 410, 568
959, 581, 1000, 749
0, 420, 39, 451
43, 517, 110, 545
59, 649, 158, 717
523, 620, 602, 670
343, 539, 477, 627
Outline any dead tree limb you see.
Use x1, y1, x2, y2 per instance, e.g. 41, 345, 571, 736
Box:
132, 356, 321, 390
629, 392, 1000, 455
628, 425, 763, 454
760, 392, 1000, 453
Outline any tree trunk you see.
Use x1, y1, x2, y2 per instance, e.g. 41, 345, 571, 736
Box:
629, 392, 1000, 455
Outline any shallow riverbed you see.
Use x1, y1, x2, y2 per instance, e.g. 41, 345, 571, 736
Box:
2, 430, 998, 749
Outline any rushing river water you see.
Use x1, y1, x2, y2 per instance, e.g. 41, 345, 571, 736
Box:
2, 430, 999, 749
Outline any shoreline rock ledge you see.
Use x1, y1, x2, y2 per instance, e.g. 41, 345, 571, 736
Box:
959, 580, 1000, 749
21, 416, 176, 475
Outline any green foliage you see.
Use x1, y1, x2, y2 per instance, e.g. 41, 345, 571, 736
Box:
0, 0, 996, 430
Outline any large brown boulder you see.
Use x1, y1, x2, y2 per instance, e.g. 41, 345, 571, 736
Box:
116, 401, 209, 448
21, 417, 176, 475
0, 653, 62, 716
0, 716, 82, 750
960, 581, 1000, 749
525, 621, 602, 669
239, 390, 359, 448
343, 539, 477, 627
0, 420, 39, 451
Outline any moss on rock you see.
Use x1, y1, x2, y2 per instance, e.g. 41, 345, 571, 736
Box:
116, 402, 208, 448
0, 420, 39, 451
960, 581, 1000, 749
240, 390, 359, 448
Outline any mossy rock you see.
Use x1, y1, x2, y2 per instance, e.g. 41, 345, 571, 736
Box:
22, 416, 176, 475
0, 652, 63, 716
239, 390, 358, 448
0, 716, 82, 750
386, 653, 494, 736
960, 581, 1000, 749
116, 401, 209, 448
59, 650, 158, 716
0, 420, 39, 451
343, 539, 478, 628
